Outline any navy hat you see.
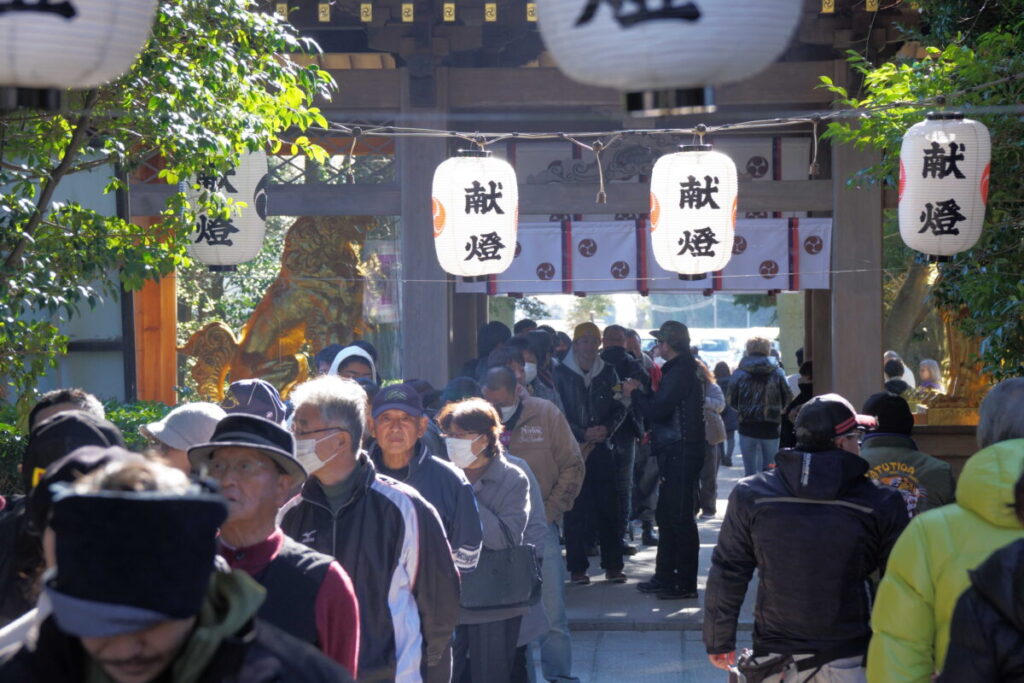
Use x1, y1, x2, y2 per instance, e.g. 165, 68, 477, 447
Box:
221, 379, 286, 424
649, 320, 690, 349
26, 445, 145, 535
188, 414, 304, 483
22, 411, 125, 492
862, 392, 914, 435
372, 383, 424, 419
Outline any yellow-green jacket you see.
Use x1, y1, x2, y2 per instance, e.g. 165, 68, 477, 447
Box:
866, 438, 1024, 682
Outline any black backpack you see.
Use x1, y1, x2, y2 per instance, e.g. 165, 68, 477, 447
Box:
0, 495, 36, 624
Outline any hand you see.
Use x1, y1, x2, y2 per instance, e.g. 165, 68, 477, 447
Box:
708, 652, 736, 671
622, 378, 640, 396
584, 426, 608, 442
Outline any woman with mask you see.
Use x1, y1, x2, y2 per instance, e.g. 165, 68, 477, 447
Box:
437, 398, 533, 683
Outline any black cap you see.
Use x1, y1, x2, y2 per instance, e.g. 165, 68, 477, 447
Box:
649, 321, 691, 350
188, 413, 304, 482
796, 393, 877, 444
22, 411, 125, 492
26, 445, 145, 536
862, 392, 914, 435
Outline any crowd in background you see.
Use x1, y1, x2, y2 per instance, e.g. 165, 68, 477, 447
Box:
0, 319, 1022, 683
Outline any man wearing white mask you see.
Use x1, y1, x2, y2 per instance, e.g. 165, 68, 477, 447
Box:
368, 382, 483, 574
281, 376, 461, 683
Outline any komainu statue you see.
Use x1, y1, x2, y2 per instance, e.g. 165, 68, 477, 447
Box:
180, 215, 371, 401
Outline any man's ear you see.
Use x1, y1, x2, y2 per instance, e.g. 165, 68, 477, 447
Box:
416, 416, 429, 438
366, 416, 377, 438
276, 474, 297, 506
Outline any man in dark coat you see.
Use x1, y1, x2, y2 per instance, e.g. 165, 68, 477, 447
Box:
703, 394, 908, 679
623, 320, 705, 599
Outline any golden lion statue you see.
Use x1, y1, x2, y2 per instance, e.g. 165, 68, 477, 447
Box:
179, 215, 373, 401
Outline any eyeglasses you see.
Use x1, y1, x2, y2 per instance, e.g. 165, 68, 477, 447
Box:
837, 431, 864, 446
292, 426, 343, 439
207, 459, 275, 479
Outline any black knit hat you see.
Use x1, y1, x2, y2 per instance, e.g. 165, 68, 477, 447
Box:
862, 392, 914, 435
47, 485, 227, 637
22, 410, 125, 492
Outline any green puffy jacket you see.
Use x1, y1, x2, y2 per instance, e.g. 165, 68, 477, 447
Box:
866, 438, 1024, 682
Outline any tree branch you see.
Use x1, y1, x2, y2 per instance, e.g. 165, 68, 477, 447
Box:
1, 89, 100, 280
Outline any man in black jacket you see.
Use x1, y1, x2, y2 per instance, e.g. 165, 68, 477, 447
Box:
554, 322, 627, 583
623, 321, 705, 599
703, 394, 908, 679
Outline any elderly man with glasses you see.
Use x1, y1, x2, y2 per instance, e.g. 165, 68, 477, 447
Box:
280, 376, 461, 683
189, 413, 361, 678
703, 394, 909, 682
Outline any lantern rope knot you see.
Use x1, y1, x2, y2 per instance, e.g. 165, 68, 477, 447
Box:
809, 115, 821, 177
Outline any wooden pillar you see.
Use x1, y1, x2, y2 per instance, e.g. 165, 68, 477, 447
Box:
808, 289, 833, 395
133, 270, 178, 406
399, 65, 451, 386
829, 141, 883, 407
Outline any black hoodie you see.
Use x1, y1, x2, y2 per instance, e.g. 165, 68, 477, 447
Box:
938, 539, 1024, 682
703, 448, 908, 659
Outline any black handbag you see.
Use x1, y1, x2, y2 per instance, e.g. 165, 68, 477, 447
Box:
459, 515, 542, 611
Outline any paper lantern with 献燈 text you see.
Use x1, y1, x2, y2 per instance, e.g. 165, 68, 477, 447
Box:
0, 0, 159, 89
432, 150, 519, 277
535, 0, 802, 96
898, 112, 990, 258
185, 151, 269, 271
649, 144, 737, 277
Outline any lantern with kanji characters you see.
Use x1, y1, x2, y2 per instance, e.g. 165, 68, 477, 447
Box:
535, 0, 801, 107
0, 0, 159, 89
649, 144, 738, 277
898, 113, 990, 258
432, 150, 519, 277
185, 151, 270, 271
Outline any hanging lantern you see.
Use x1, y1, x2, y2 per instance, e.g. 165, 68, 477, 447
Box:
186, 151, 270, 272
649, 144, 738, 278
0, 0, 159, 89
431, 150, 519, 277
535, 0, 802, 114
898, 112, 990, 259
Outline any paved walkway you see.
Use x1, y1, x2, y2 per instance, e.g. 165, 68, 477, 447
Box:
555, 456, 756, 682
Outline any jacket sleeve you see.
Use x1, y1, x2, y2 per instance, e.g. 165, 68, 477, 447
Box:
866, 517, 938, 683
553, 370, 587, 443
702, 485, 757, 655
450, 477, 484, 573
935, 588, 1000, 683
704, 381, 725, 413
935, 464, 956, 508
544, 406, 585, 523
477, 467, 529, 550
315, 561, 361, 678
409, 496, 461, 677
631, 364, 688, 423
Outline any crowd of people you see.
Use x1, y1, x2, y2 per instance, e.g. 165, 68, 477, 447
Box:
0, 320, 1021, 683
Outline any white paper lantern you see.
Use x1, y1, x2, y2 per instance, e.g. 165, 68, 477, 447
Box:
535, 0, 802, 92
186, 151, 269, 271
0, 0, 159, 89
649, 144, 738, 277
898, 113, 990, 258
432, 150, 519, 277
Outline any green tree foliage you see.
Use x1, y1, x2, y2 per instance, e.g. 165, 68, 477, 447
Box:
820, 1, 1024, 379
0, 0, 334, 413
568, 295, 612, 326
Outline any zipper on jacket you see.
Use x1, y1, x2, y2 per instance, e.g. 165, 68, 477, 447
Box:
863, 580, 873, 614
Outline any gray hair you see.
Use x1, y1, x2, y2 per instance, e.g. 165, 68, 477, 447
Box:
978, 378, 1024, 449
289, 375, 366, 447
73, 460, 191, 495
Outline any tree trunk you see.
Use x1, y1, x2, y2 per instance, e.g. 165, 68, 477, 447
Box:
884, 262, 932, 353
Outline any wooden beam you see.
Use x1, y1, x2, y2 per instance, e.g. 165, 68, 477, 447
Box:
320, 69, 402, 110
132, 238, 177, 407
129, 183, 402, 216
717, 61, 843, 106
829, 140, 883, 408
448, 68, 620, 109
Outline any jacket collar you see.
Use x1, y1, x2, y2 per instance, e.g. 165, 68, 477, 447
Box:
368, 440, 429, 477
775, 448, 870, 500
860, 432, 919, 451
301, 451, 375, 508
563, 349, 606, 385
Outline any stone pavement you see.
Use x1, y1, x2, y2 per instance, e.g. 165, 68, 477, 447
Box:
554, 457, 756, 682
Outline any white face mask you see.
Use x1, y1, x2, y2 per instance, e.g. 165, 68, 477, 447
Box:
446, 435, 483, 469
523, 362, 538, 384
499, 401, 519, 423
295, 432, 339, 475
